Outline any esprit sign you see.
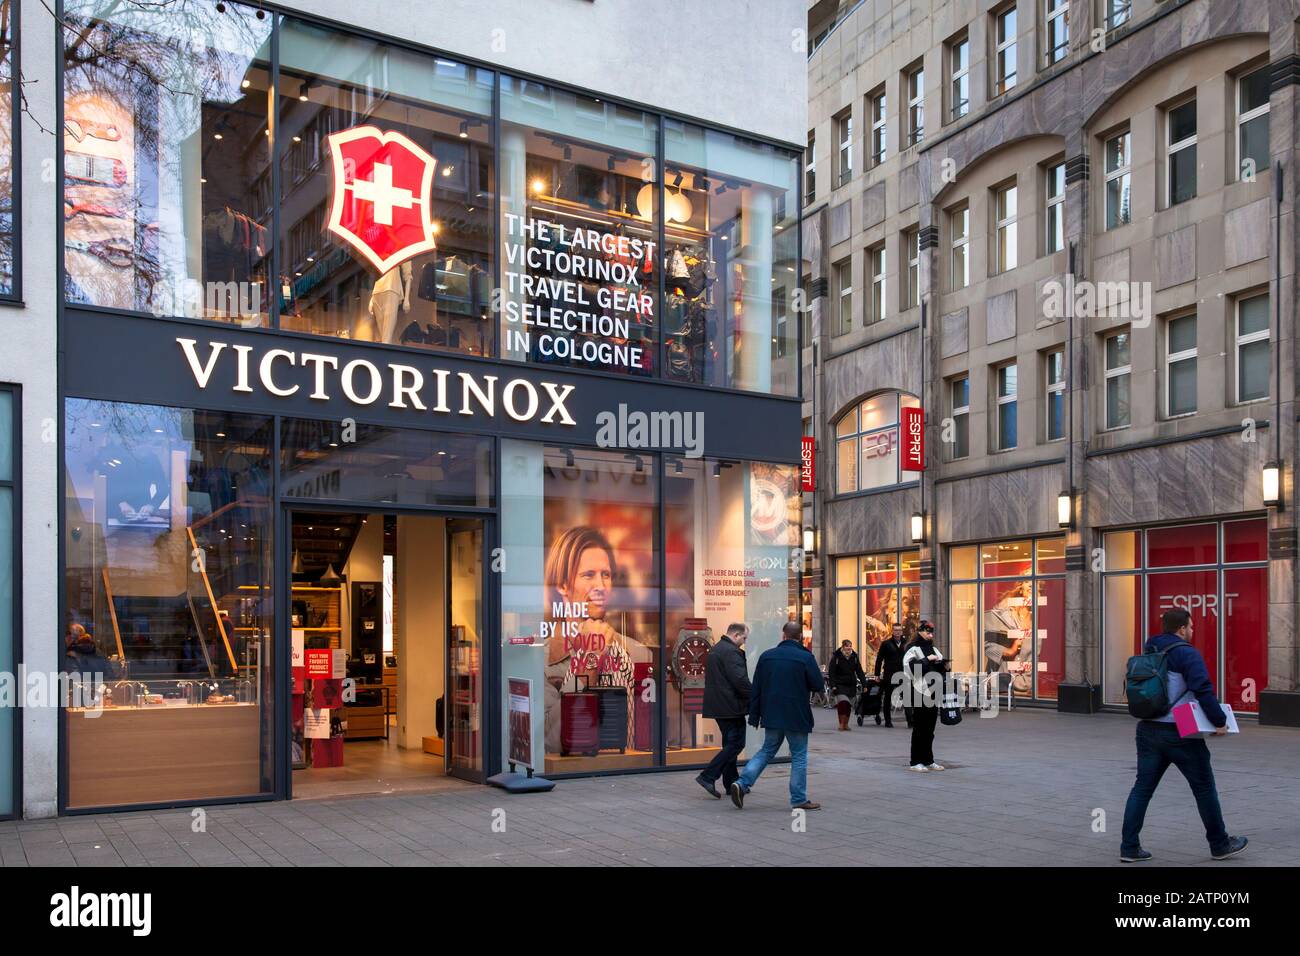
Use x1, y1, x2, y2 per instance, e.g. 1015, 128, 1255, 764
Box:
901, 405, 924, 471
327, 125, 438, 273
176, 337, 577, 426
800, 436, 815, 492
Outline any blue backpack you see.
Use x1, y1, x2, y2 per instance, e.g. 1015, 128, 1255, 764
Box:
1124, 639, 1189, 719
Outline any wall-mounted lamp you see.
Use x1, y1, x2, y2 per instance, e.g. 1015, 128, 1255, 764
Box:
1057, 489, 1075, 529
802, 526, 817, 555
1263, 461, 1283, 509
910, 511, 926, 544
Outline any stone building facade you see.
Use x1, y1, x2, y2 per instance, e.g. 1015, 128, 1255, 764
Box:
802, 0, 1299, 724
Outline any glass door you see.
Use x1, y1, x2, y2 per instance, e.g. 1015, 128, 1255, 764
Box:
446, 518, 485, 781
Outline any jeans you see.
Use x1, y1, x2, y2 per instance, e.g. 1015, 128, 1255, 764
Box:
699, 717, 747, 789
737, 727, 809, 806
910, 704, 938, 765
1120, 721, 1230, 855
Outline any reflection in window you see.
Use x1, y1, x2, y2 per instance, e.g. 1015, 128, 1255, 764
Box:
499, 77, 658, 377
664, 122, 799, 393
834, 392, 921, 493
278, 19, 495, 355
0, 3, 13, 296
63, 0, 273, 321
63, 399, 275, 808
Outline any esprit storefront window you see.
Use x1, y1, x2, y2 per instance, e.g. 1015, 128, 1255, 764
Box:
499, 76, 659, 377
500, 443, 799, 773
948, 537, 1066, 700
278, 19, 495, 354
833, 551, 921, 672
834, 391, 921, 494
63, 399, 275, 809
1101, 519, 1268, 713
63, 0, 273, 321
664, 122, 799, 394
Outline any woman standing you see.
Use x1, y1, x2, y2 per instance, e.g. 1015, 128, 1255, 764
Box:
827, 639, 866, 731
902, 620, 945, 771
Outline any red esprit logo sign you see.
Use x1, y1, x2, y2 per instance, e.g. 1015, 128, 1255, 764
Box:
901, 405, 924, 471
327, 125, 438, 273
801, 437, 815, 492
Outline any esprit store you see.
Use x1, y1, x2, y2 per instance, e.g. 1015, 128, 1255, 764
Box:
56, 0, 802, 812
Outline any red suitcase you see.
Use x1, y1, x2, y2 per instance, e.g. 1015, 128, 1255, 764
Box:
560, 675, 599, 756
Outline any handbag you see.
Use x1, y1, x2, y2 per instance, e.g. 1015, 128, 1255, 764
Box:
940, 690, 963, 726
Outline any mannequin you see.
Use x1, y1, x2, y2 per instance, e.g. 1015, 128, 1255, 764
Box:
367, 260, 413, 343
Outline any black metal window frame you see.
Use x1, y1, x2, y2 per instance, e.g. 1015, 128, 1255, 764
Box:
0, 383, 20, 820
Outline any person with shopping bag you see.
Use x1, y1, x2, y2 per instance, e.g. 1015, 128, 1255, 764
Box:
902, 620, 945, 772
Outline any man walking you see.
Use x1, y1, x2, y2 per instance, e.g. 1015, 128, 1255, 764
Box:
729, 620, 825, 811
1119, 608, 1248, 862
874, 623, 907, 727
695, 622, 752, 799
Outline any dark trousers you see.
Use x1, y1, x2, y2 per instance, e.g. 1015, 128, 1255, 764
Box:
1121, 720, 1230, 855
909, 704, 938, 765
699, 717, 747, 789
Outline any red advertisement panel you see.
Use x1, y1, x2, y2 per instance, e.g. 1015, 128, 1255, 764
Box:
1147, 523, 1217, 568
1147, 569, 1219, 696
901, 405, 924, 471
1223, 566, 1268, 713
1223, 518, 1268, 564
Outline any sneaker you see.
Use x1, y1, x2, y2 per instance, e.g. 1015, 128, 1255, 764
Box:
926, 763, 946, 772
908, 764, 930, 772
1211, 836, 1248, 860
1120, 849, 1153, 863
695, 774, 721, 799
728, 781, 746, 809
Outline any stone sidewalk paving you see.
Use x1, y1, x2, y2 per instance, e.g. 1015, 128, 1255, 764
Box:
2, 708, 1297, 867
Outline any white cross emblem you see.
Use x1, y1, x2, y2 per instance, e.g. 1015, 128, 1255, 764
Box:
349, 161, 417, 226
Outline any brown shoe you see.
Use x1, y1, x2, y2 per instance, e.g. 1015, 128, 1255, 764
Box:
794, 801, 821, 811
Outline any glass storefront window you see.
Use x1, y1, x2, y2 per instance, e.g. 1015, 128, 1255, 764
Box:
1224, 517, 1267, 563
63, 399, 275, 808
1147, 522, 1216, 567
0, 3, 14, 297
981, 539, 1032, 577
834, 392, 921, 493
1102, 574, 1140, 704
1103, 530, 1139, 570
277, 19, 495, 353
0, 388, 13, 816
664, 121, 799, 394
949, 544, 978, 580
279, 417, 494, 508
63, 0, 273, 321
499, 77, 659, 377
1035, 535, 1066, 574
834, 549, 921, 671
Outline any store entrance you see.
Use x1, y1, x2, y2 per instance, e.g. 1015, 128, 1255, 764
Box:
287, 510, 485, 799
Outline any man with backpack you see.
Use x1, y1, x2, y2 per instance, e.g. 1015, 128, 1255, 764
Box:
1119, 608, 1248, 862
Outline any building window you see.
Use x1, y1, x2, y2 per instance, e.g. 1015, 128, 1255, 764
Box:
1045, 162, 1065, 254
993, 4, 1018, 96
0, 3, 15, 298
996, 363, 1018, 450
1104, 330, 1131, 429
834, 392, 923, 494
868, 243, 886, 325
993, 182, 1018, 273
1165, 313, 1197, 417
1104, 129, 1131, 230
949, 537, 1067, 700
1236, 293, 1269, 404
1104, 0, 1131, 30
905, 63, 925, 147
950, 376, 970, 460
903, 227, 920, 310
834, 552, 922, 670
950, 205, 970, 289
1166, 98, 1197, 206
1045, 349, 1065, 441
805, 130, 816, 202
869, 87, 887, 167
0, 386, 14, 818
1043, 0, 1069, 66
836, 109, 853, 186
950, 35, 970, 121
835, 258, 853, 335
1101, 520, 1268, 713
1236, 66, 1270, 182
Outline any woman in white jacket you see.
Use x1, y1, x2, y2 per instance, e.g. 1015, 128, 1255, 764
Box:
902, 619, 945, 772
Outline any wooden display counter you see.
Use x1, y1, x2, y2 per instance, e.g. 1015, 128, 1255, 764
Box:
66, 703, 261, 808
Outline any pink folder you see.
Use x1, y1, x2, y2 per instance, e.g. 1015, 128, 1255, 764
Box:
1172, 700, 1239, 738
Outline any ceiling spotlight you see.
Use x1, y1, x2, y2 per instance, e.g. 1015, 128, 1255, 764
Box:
458, 120, 468, 138
563, 145, 572, 161
672, 171, 683, 188
241, 79, 251, 89
531, 177, 546, 194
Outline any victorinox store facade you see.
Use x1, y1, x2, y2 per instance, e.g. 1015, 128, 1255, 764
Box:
8, 0, 807, 816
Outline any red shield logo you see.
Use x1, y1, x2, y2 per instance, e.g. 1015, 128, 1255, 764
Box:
327, 125, 438, 273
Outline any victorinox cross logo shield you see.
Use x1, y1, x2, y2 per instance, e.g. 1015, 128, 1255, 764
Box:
327, 125, 438, 273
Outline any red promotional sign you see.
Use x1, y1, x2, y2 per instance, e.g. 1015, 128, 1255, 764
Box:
901, 406, 925, 471
305, 648, 336, 679
800, 437, 816, 492
327, 125, 439, 273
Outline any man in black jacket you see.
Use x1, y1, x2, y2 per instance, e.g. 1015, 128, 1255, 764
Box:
695, 622, 752, 799
874, 624, 908, 727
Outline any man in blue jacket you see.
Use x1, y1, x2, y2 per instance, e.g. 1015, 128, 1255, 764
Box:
1120, 608, 1248, 862
729, 621, 825, 811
